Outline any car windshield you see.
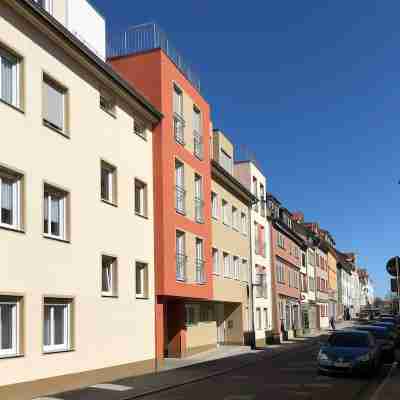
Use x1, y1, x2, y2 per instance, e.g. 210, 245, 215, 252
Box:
329, 333, 369, 348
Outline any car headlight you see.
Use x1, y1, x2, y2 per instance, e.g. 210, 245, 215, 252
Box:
356, 353, 370, 362
318, 350, 329, 361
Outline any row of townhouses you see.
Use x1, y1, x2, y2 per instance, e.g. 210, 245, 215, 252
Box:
0, 1, 374, 399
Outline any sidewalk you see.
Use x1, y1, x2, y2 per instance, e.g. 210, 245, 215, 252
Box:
43, 334, 323, 400
372, 362, 400, 400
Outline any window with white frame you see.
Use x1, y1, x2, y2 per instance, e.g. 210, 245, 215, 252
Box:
175, 160, 185, 214
212, 248, 220, 275
43, 74, 67, 133
101, 161, 117, 204
222, 199, 230, 226
194, 174, 204, 223
0, 296, 19, 357
233, 256, 240, 280
211, 192, 219, 219
256, 308, 261, 330
43, 185, 68, 240
242, 259, 248, 282
309, 276, 315, 291
193, 106, 203, 159
241, 212, 248, 235
135, 179, 148, 217
102, 255, 117, 297
43, 298, 71, 353
0, 168, 22, 229
277, 232, 285, 249
0, 47, 20, 108
220, 149, 233, 174
276, 260, 285, 283
264, 308, 269, 329
223, 252, 230, 277
173, 84, 185, 144
232, 206, 239, 230
136, 262, 148, 298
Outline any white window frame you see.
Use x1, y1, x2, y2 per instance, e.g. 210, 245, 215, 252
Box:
135, 262, 148, 299
277, 232, 285, 249
277, 260, 285, 284
263, 308, 268, 329
0, 172, 21, 230
242, 259, 248, 282
256, 308, 261, 330
101, 162, 116, 204
212, 248, 220, 275
222, 199, 230, 226
43, 300, 70, 353
43, 186, 66, 240
241, 212, 248, 236
0, 299, 18, 357
102, 256, 117, 297
0, 47, 20, 108
135, 179, 147, 217
233, 256, 240, 280
211, 192, 219, 219
223, 252, 230, 278
232, 206, 239, 231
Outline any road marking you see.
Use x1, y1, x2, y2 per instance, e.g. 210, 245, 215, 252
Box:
90, 383, 132, 391
34, 398, 62, 400
223, 396, 255, 400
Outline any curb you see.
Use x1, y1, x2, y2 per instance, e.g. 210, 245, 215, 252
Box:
115, 337, 321, 400
369, 362, 398, 400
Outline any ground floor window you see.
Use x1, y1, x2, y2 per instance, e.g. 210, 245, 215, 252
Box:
263, 308, 269, 329
256, 308, 261, 330
0, 297, 20, 357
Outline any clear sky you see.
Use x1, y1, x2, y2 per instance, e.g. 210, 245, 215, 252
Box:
92, 0, 400, 297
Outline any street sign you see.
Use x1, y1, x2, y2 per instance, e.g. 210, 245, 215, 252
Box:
386, 256, 400, 277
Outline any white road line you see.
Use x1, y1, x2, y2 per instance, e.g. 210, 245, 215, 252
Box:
90, 383, 132, 391
33, 398, 62, 400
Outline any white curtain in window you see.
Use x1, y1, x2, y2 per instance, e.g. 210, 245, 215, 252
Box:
43, 80, 64, 130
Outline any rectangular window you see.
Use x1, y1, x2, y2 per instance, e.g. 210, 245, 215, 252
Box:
43, 298, 71, 353
256, 308, 261, 330
0, 167, 22, 229
43, 184, 68, 240
222, 199, 230, 226
134, 118, 147, 139
277, 232, 285, 249
0, 47, 20, 108
173, 85, 185, 144
175, 160, 186, 214
263, 308, 268, 329
194, 174, 204, 223
233, 256, 240, 280
212, 248, 220, 275
254, 222, 259, 255
136, 262, 148, 298
242, 259, 248, 282
211, 192, 219, 219
176, 230, 186, 281
232, 207, 239, 231
277, 260, 285, 284
193, 106, 203, 159
101, 161, 117, 205
260, 183, 266, 216
0, 296, 19, 357
43, 75, 67, 134
195, 238, 205, 284
99, 92, 116, 117
253, 177, 258, 212
220, 149, 233, 174
134, 179, 148, 217
101, 255, 117, 297
223, 252, 230, 277
241, 212, 248, 235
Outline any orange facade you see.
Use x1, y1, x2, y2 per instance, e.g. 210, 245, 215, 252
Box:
110, 50, 213, 361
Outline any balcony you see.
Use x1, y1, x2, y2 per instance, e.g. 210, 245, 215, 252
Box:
175, 185, 186, 214
195, 197, 204, 223
174, 113, 185, 145
196, 259, 206, 284
176, 253, 187, 281
193, 130, 203, 160
107, 23, 201, 92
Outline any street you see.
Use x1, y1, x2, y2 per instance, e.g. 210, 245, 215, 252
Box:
141, 339, 392, 400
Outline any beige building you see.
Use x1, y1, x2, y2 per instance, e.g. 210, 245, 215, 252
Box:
0, 1, 161, 399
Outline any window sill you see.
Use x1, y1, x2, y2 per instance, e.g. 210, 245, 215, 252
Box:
43, 234, 70, 244
0, 225, 25, 235
43, 348, 74, 355
101, 294, 119, 298
0, 98, 24, 114
43, 121, 70, 139
136, 295, 150, 300
175, 209, 186, 216
135, 212, 149, 220
101, 199, 118, 208
0, 353, 24, 360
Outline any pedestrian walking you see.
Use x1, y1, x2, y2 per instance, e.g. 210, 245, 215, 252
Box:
329, 316, 336, 331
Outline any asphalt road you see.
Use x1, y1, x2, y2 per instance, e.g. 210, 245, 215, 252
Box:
142, 341, 392, 400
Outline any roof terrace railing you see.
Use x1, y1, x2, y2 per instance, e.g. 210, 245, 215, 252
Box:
107, 23, 201, 92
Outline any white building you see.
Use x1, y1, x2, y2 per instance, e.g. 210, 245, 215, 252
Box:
235, 161, 273, 346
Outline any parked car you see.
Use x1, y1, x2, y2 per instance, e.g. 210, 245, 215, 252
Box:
353, 325, 395, 362
318, 331, 381, 377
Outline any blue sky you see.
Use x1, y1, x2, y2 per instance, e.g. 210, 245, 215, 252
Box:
92, 0, 400, 297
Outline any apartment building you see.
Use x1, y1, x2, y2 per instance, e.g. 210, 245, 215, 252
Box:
336, 250, 354, 320
0, 1, 161, 399
109, 24, 215, 361
211, 130, 255, 346
322, 231, 338, 321
234, 160, 273, 347
267, 196, 305, 341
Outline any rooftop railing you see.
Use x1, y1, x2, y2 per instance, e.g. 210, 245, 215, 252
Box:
107, 23, 201, 92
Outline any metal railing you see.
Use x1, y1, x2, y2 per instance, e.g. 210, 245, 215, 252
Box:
193, 130, 203, 159
174, 113, 185, 145
175, 185, 186, 214
176, 253, 187, 281
107, 23, 201, 92
196, 259, 206, 284
195, 197, 204, 223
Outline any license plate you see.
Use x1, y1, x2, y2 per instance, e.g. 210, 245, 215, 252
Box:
334, 362, 350, 368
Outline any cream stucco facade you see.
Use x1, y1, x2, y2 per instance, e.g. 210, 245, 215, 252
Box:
0, 1, 160, 398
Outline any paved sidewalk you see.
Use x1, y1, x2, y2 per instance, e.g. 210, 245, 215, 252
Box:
372, 362, 400, 400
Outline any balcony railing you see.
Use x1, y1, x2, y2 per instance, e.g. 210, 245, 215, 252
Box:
176, 253, 187, 281
196, 259, 206, 284
174, 113, 185, 145
107, 23, 201, 92
175, 185, 186, 214
193, 130, 203, 159
195, 197, 204, 223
